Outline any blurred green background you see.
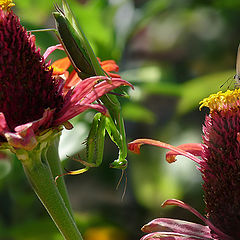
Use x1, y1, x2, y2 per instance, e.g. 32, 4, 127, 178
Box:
0, 0, 240, 239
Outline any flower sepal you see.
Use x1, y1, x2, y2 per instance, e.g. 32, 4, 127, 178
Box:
1, 124, 63, 157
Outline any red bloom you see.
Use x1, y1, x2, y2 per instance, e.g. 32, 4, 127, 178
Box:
0, 9, 132, 151
128, 89, 240, 240
44, 44, 121, 93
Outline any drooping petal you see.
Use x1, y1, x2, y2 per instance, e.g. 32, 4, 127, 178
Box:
3, 109, 56, 151
4, 123, 37, 151
99, 59, 119, 72
162, 199, 232, 240
142, 218, 212, 239
128, 139, 202, 164
43, 44, 64, 60
80, 78, 134, 105
141, 231, 213, 240
64, 70, 81, 90
54, 103, 107, 126
54, 76, 133, 125
166, 143, 203, 162
99, 59, 121, 78
27, 108, 55, 131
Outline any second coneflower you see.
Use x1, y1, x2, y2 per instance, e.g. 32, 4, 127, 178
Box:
128, 89, 240, 240
0, 3, 132, 239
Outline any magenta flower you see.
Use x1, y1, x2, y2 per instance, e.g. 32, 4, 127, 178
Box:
0, 8, 132, 151
128, 89, 240, 240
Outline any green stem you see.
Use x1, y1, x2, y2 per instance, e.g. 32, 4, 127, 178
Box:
46, 136, 73, 217
21, 150, 82, 240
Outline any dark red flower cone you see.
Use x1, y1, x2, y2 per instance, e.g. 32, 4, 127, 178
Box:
0, 9, 64, 131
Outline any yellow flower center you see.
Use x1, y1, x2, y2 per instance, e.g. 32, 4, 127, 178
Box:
0, 0, 15, 11
199, 89, 240, 112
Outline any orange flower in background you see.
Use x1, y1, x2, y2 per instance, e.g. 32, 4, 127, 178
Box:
44, 44, 121, 93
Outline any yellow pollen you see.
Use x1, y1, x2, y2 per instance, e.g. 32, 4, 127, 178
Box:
0, 0, 15, 11
199, 89, 240, 112
50, 66, 65, 75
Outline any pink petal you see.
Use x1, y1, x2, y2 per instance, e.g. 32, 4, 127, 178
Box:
5, 124, 37, 151
128, 139, 202, 164
53, 103, 107, 126
14, 109, 55, 133
166, 143, 203, 163
30, 108, 55, 131
43, 44, 64, 60
142, 218, 212, 239
70, 76, 133, 105
2, 109, 55, 151
80, 77, 134, 105
0, 113, 10, 134
54, 76, 133, 125
140, 231, 212, 240
162, 199, 232, 240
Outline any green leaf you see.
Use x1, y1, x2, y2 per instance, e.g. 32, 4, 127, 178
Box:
122, 103, 156, 124
177, 70, 234, 115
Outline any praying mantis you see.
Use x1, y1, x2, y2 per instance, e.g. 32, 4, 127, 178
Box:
33, 0, 130, 176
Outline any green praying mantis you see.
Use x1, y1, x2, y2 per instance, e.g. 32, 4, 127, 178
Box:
32, 0, 130, 177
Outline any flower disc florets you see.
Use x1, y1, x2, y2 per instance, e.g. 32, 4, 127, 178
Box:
200, 89, 240, 239
0, 8, 132, 151
0, 9, 64, 132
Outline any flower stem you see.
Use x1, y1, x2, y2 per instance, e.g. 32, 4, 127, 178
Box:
20, 149, 82, 240
46, 136, 73, 217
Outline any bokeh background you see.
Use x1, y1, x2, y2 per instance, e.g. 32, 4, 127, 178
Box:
0, 0, 240, 239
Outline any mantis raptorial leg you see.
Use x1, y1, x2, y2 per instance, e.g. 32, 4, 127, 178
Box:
55, 113, 106, 180
71, 113, 106, 173
33, 0, 130, 177
53, 0, 128, 170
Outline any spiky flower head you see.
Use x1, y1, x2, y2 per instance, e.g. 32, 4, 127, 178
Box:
0, 8, 132, 152
128, 89, 240, 239
199, 90, 240, 239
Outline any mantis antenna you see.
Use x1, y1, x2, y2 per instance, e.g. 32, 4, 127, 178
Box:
116, 169, 127, 200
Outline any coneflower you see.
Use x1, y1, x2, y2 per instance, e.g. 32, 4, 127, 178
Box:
128, 89, 240, 240
0, 2, 132, 239
0, 6, 131, 151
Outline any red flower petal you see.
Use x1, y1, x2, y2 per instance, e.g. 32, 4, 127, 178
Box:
3, 109, 55, 151
142, 218, 212, 239
5, 124, 37, 151
141, 231, 212, 240
54, 103, 107, 125
43, 44, 64, 60
0, 113, 10, 134
54, 76, 133, 125
64, 70, 81, 89
162, 199, 232, 240
51, 57, 71, 75
99, 59, 119, 72
128, 139, 202, 164
166, 143, 203, 163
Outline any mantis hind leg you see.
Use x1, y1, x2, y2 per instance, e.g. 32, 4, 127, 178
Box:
56, 113, 106, 180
